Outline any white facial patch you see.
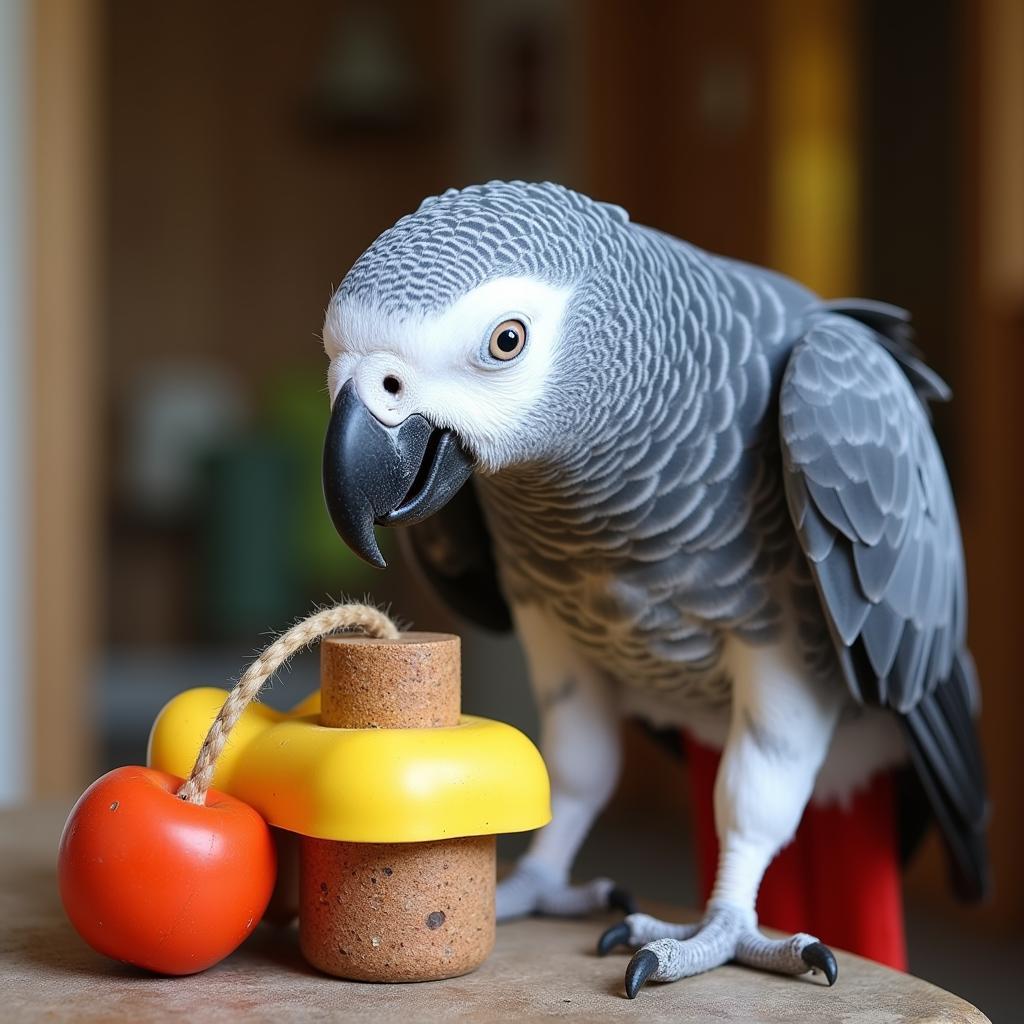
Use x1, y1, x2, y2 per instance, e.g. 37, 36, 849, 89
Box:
324, 277, 572, 471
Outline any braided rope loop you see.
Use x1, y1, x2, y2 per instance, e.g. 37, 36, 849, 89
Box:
176, 602, 399, 806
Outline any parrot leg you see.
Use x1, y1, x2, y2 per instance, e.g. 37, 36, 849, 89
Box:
602, 634, 844, 997
496, 604, 628, 921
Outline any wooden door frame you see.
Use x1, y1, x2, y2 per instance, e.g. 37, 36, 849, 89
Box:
28, 0, 103, 797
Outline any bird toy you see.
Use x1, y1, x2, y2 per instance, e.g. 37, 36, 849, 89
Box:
58, 602, 550, 979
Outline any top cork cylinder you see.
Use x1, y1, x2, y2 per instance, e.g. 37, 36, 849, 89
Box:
320, 632, 461, 730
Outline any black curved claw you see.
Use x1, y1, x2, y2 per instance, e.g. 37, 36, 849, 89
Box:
607, 886, 637, 916
801, 942, 838, 986
597, 921, 631, 957
625, 949, 659, 999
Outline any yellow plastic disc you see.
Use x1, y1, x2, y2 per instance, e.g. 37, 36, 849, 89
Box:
147, 687, 551, 843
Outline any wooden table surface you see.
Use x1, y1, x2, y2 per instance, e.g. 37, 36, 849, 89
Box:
3, 803, 989, 1023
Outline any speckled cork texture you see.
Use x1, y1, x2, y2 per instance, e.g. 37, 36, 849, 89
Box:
300, 631, 496, 982
319, 632, 460, 729
300, 835, 496, 982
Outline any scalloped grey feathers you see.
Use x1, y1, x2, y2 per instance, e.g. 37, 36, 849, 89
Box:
778, 314, 987, 897
779, 316, 965, 713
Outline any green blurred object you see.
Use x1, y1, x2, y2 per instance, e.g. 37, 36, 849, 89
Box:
195, 368, 388, 641
262, 367, 388, 590
197, 436, 304, 639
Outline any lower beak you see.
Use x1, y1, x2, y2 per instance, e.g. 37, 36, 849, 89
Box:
322, 379, 474, 567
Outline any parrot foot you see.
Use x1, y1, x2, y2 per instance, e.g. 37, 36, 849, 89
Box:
496, 857, 633, 921
598, 902, 838, 998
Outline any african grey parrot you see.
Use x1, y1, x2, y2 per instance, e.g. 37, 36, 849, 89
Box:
320, 181, 988, 998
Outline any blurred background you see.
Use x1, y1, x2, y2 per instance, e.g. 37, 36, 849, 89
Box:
1, 0, 1021, 1016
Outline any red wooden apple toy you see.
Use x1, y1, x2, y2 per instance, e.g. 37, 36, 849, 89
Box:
58, 766, 276, 975
57, 603, 400, 975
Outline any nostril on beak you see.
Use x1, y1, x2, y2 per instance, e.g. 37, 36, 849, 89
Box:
383, 375, 402, 396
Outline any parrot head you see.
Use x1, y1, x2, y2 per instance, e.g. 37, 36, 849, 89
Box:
322, 180, 632, 567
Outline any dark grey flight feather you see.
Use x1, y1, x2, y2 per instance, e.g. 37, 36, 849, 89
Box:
904, 652, 989, 899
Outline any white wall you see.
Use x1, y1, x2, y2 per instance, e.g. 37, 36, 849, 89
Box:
0, 0, 29, 804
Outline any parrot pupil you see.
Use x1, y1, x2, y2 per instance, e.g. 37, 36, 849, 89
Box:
497, 330, 519, 352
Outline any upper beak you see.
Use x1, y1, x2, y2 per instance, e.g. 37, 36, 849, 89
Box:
322, 379, 474, 567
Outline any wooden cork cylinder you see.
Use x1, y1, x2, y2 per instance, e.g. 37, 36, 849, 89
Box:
299, 633, 496, 983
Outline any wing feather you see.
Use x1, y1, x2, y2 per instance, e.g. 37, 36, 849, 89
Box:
781, 316, 962, 710
780, 314, 988, 898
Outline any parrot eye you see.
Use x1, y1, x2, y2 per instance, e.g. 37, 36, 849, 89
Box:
488, 319, 526, 361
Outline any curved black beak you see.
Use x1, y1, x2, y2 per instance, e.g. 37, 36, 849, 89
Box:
322, 379, 474, 567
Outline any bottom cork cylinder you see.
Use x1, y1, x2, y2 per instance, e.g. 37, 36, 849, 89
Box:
299, 834, 497, 982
